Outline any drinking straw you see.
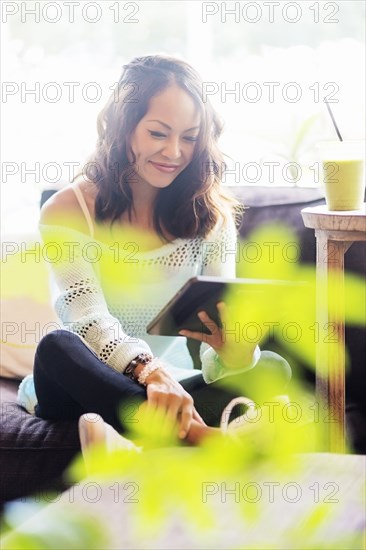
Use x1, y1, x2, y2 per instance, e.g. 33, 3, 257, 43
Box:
324, 99, 343, 141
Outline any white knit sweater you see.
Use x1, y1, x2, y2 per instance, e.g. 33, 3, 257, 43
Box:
18, 214, 260, 413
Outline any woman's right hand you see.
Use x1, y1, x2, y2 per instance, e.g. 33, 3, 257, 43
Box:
144, 368, 204, 439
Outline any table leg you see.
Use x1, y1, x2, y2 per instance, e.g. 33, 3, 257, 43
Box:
315, 232, 349, 453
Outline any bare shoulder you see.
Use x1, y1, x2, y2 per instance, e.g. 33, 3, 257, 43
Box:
40, 179, 97, 234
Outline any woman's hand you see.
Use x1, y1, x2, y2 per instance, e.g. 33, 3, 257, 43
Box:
179, 302, 259, 370
144, 367, 206, 440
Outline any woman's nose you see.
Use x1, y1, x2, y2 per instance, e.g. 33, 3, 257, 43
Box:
162, 138, 181, 159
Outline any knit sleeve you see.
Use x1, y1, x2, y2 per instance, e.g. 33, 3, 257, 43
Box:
199, 215, 260, 383
39, 223, 152, 373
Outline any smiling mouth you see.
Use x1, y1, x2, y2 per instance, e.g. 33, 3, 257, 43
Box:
149, 161, 181, 173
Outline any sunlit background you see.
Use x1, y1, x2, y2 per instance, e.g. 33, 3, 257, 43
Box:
1, 0, 365, 232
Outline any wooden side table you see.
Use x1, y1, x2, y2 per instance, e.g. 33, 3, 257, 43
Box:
301, 204, 366, 452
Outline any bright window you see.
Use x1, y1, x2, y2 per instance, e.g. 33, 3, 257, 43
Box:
1, 0, 365, 232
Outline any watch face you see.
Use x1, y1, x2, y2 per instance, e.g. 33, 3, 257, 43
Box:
125, 354, 153, 378
137, 354, 153, 365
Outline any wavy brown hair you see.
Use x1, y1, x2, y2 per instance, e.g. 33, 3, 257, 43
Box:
75, 54, 243, 241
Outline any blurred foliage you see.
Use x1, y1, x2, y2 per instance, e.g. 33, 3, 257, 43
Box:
1, 222, 365, 548
233, 222, 365, 372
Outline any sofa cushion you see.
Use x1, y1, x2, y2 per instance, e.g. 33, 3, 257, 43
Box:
230, 185, 324, 264
1, 232, 60, 379
0, 377, 80, 504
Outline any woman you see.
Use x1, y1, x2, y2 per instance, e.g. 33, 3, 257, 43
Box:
18, 55, 291, 446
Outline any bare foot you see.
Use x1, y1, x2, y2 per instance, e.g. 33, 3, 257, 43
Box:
185, 419, 219, 445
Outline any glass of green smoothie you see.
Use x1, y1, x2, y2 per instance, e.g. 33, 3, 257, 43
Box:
317, 140, 365, 211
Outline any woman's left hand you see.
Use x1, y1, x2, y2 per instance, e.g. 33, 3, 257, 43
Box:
179, 302, 258, 370
179, 302, 226, 352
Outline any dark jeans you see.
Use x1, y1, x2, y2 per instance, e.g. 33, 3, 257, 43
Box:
34, 330, 291, 433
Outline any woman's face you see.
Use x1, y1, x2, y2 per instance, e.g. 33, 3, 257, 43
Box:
129, 84, 201, 190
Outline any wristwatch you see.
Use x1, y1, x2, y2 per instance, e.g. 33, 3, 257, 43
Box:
124, 353, 153, 380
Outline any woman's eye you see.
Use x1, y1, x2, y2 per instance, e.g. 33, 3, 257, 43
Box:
148, 131, 198, 142
149, 131, 166, 138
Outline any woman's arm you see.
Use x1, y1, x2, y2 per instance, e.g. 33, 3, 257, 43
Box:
197, 213, 261, 381
39, 189, 205, 439
39, 189, 153, 372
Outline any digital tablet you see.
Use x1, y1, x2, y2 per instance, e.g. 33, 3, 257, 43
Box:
146, 276, 300, 337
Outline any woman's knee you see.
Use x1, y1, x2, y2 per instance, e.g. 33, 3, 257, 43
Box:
36, 330, 79, 362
